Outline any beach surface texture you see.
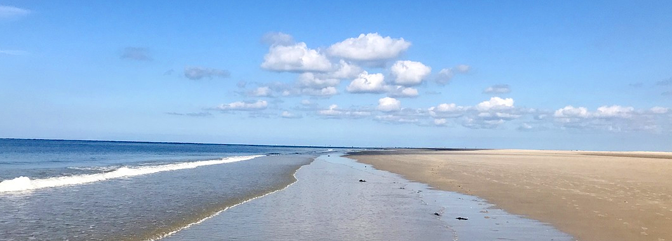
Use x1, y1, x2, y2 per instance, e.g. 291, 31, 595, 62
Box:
348, 149, 672, 241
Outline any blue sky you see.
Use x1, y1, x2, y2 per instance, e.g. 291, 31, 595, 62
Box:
1, 1, 671, 151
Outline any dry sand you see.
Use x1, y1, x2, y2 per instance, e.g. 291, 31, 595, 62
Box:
347, 149, 672, 241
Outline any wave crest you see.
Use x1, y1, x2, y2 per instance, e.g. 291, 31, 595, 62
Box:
0, 155, 263, 193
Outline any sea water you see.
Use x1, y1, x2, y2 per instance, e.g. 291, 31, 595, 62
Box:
0, 139, 328, 240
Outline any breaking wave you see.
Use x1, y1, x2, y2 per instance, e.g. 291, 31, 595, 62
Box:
0, 155, 263, 193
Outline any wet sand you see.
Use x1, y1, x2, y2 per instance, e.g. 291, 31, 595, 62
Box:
348, 149, 672, 241
164, 154, 571, 241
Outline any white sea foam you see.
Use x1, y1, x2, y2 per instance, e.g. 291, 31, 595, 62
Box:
0, 155, 263, 193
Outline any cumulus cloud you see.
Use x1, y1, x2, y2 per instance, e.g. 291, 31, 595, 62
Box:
327, 33, 411, 63
550, 105, 668, 132
377, 97, 401, 112
460, 97, 522, 129
297, 73, 340, 89
426, 97, 528, 129
388, 86, 419, 98
120, 47, 152, 61
428, 103, 468, 118
281, 111, 302, 119
554, 106, 591, 119
346, 71, 387, 93
250, 86, 273, 97
483, 84, 511, 94
594, 105, 634, 118
261, 32, 294, 46
300, 86, 338, 97
554, 105, 636, 119
184, 67, 230, 80
261, 42, 332, 72
0, 5, 30, 19
433, 118, 447, 126
475, 97, 515, 111
217, 100, 268, 111
328, 60, 364, 79
390, 60, 432, 86
318, 104, 371, 118
250, 77, 339, 98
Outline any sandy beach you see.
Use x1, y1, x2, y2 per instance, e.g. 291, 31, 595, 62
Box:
348, 149, 672, 241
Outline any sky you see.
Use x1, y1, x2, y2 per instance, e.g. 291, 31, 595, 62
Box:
1, 0, 671, 151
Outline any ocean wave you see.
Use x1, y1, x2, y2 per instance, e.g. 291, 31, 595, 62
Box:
0, 155, 263, 193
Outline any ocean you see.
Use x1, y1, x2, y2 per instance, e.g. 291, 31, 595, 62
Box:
0, 139, 329, 240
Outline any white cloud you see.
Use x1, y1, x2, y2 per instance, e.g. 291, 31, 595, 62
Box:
318, 104, 371, 118
328, 60, 364, 79
218, 100, 268, 111
594, 105, 634, 118
0, 5, 30, 19
377, 97, 401, 112
375, 115, 418, 124
554, 105, 635, 119
651, 107, 669, 114
261, 42, 332, 72
281, 111, 302, 119
184, 67, 230, 80
319, 104, 342, 116
261, 32, 294, 46
346, 71, 387, 93
550, 105, 666, 132
554, 106, 590, 118
253, 75, 340, 98
388, 86, 419, 98
428, 103, 468, 118
390, 60, 432, 86
435, 65, 470, 85
476, 97, 514, 111
435, 68, 454, 85
301, 86, 338, 97
250, 86, 273, 97
297, 73, 340, 88
483, 84, 511, 94
433, 118, 447, 126
462, 117, 505, 129
455, 64, 471, 73
327, 33, 411, 62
